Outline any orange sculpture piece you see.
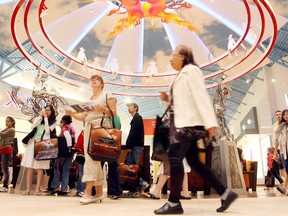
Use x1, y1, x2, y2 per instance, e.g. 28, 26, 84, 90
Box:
107, 0, 197, 38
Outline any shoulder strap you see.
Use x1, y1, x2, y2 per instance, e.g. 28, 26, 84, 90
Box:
161, 104, 171, 119
106, 93, 116, 128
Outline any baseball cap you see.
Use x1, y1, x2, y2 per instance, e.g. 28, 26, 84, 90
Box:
126, 102, 138, 110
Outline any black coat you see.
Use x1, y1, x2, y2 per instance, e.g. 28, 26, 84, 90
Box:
126, 113, 144, 149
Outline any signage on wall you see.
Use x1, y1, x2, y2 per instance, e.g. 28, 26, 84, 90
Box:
143, 119, 156, 135
4, 91, 21, 109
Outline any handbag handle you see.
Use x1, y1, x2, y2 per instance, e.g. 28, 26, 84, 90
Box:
161, 104, 171, 119
99, 93, 116, 128
106, 93, 116, 128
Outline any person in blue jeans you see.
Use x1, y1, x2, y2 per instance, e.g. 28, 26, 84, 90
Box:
124, 103, 149, 197
107, 115, 123, 199
50, 115, 75, 195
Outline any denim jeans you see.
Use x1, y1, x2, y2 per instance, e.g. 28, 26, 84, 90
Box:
107, 161, 123, 195
126, 146, 143, 164
125, 146, 145, 192
76, 163, 85, 192
50, 156, 73, 191
168, 141, 226, 203
1, 154, 11, 188
280, 153, 288, 172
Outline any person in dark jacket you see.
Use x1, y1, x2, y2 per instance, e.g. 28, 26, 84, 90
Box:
124, 103, 149, 197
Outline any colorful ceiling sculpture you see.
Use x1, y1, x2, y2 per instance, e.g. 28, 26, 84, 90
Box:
106, 0, 197, 38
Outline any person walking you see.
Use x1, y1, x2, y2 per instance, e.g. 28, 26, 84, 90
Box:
0, 116, 16, 192
144, 158, 191, 200
154, 45, 238, 214
275, 109, 288, 195
124, 102, 149, 197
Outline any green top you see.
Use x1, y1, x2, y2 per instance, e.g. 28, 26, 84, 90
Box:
113, 115, 121, 130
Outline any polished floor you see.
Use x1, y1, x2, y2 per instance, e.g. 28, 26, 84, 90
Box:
0, 186, 287, 215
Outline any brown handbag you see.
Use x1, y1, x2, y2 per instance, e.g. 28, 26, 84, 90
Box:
34, 138, 58, 160
88, 124, 122, 162
87, 94, 122, 162
118, 163, 140, 189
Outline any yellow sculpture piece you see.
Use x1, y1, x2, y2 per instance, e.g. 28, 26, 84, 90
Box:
106, 0, 197, 38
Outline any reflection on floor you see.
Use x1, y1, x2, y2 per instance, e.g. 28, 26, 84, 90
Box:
0, 186, 287, 215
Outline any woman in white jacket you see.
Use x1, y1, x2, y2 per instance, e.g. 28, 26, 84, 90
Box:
154, 45, 237, 215
21, 105, 57, 195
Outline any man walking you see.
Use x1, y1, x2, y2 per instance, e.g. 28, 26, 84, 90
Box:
124, 103, 149, 197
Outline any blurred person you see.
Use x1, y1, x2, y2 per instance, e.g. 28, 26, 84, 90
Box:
0, 116, 16, 192
266, 147, 284, 188
273, 110, 286, 180
21, 105, 57, 195
144, 158, 191, 200
275, 109, 288, 195
154, 45, 237, 214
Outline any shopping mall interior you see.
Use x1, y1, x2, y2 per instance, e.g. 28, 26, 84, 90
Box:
0, 0, 288, 215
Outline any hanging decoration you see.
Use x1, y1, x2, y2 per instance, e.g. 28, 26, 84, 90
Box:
11, 65, 68, 121
106, 0, 197, 38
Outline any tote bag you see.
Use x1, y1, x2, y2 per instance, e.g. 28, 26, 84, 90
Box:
151, 106, 170, 162
34, 138, 58, 160
88, 94, 122, 162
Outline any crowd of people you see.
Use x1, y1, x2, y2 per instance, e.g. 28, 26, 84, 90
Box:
267, 109, 288, 195
3, 45, 287, 214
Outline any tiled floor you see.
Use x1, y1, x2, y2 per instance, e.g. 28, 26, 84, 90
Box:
0, 186, 287, 215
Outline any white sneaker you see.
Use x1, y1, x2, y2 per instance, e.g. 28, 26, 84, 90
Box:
0, 187, 8, 192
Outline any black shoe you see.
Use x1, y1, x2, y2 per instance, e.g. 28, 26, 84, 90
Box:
111, 193, 123, 199
154, 202, 184, 215
57, 191, 68, 195
216, 191, 238, 212
277, 186, 287, 195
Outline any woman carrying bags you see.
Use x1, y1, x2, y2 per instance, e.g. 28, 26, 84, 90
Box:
21, 105, 57, 195
66, 74, 117, 204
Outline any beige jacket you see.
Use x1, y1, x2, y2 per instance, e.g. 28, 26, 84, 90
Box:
172, 64, 218, 130
0, 127, 15, 149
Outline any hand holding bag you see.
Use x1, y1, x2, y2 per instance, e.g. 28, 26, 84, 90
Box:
34, 138, 58, 160
88, 94, 122, 162
151, 106, 170, 162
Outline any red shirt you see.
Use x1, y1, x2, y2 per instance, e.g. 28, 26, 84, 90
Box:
267, 152, 274, 170
75, 130, 84, 155
0, 146, 13, 154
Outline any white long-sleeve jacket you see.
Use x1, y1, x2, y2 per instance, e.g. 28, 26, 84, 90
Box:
172, 64, 218, 130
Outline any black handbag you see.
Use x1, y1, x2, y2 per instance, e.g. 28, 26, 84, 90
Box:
265, 176, 275, 187
175, 126, 214, 150
151, 106, 170, 162
22, 127, 37, 144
